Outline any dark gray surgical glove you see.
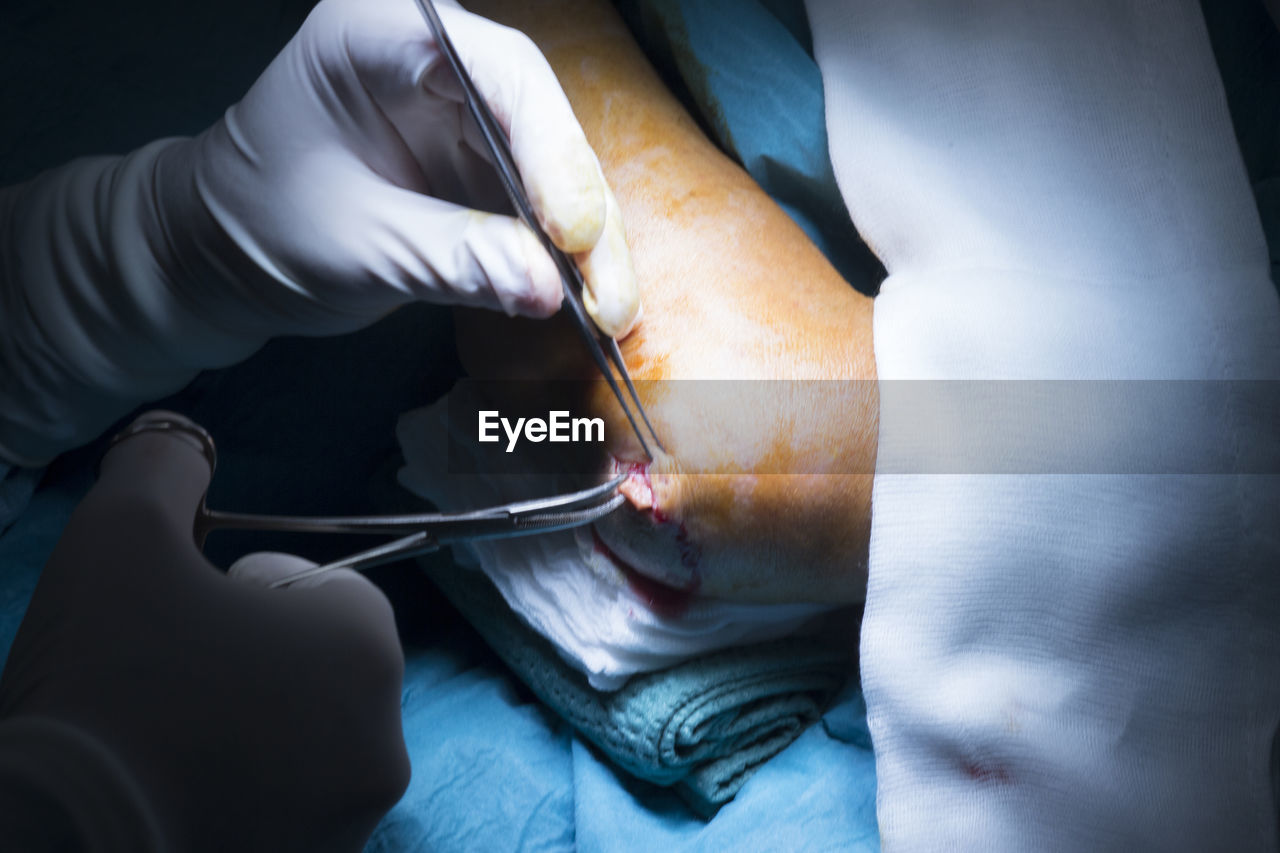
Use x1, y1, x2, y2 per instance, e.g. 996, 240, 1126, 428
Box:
0, 412, 410, 852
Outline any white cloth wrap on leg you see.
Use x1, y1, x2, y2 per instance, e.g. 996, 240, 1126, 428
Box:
805, 0, 1280, 848
395, 400, 834, 691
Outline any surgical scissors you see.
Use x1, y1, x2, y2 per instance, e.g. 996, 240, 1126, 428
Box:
413, 0, 665, 460
110, 418, 626, 588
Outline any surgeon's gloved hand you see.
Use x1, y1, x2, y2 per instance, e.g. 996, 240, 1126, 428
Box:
0, 412, 409, 852
0, 0, 639, 467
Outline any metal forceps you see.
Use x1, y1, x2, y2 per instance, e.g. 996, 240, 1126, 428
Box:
206, 475, 627, 588
413, 0, 665, 460
111, 418, 626, 588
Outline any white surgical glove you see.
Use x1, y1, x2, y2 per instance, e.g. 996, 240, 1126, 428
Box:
0, 0, 639, 468
806, 0, 1280, 848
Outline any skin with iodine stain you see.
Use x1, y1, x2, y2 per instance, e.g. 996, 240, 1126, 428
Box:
456, 0, 878, 605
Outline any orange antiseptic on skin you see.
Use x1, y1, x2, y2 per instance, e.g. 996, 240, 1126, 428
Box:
458, 0, 878, 605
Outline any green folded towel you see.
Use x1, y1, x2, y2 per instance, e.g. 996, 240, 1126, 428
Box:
417, 556, 854, 816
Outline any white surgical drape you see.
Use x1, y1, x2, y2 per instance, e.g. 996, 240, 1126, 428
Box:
805, 0, 1280, 847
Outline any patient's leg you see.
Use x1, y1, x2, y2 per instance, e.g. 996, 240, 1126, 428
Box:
454, 0, 878, 604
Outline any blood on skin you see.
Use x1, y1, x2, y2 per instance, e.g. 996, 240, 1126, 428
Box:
591, 529, 693, 618
610, 457, 703, 572
962, 762, 1010, 784
672, 522, 703, 571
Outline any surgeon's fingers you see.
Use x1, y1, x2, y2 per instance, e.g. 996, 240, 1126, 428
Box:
228, 552, 404, 692
438, 6, 641, 336
574, 183, 641, 337
363, 184, 562, 317
228, 552, 400, 643
38, 411, 217, 592
93, 410, 215, 533
226, 550, 408, 811
439, 6, 603, 250
228, 551, 367, 591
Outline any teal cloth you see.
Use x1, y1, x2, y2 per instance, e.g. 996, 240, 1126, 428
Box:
418, 554, 853, 817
